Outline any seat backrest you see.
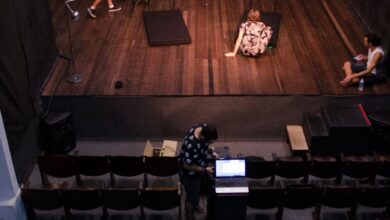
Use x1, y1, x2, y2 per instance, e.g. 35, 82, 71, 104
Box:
247, 186, 284, 209
37, 153, 76, 184
109, 156, 144, 177
283, 184, 323, 209
109, 156, 145, 187
359, 184, 390, 208
377, 155, 390, 178
275, 156, 310, 179
101, 188, 141, 210
246, 156, 276, 180
309, 156, 344, 179
61, 188, 103, 211
342, 155, 379, 179
140, 188, 180, 210
22, 187, 63, 211
75, 155, 110, 176
322, 185, 362, 208
144, 156, 178, 176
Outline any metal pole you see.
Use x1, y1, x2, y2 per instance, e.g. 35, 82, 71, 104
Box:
64, 0, 82, 84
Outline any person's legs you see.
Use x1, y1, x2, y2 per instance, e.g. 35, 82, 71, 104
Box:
181, 175, 202, 220
90, 0, 102, 8
185, 200, 195, 220
107, 0, 114, 6
87, 0, 101, 18
107, 0, 121, 12
364, 73, 385, 85
340, 61, 355, 86
342, 61, 353, 77
341, 61, 366, 86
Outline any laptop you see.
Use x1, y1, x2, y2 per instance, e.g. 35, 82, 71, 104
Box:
214, 159, 249, 194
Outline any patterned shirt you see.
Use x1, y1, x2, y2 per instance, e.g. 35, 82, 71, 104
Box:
179, 123, 209, 176
240, 21, 273, 57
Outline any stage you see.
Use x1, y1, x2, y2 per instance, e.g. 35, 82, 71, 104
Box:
43, 0, 390, 96
13, 0, 390, 184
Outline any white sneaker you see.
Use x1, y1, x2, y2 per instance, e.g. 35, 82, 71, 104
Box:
87, 8, 97, 18
108, 5, 122, 12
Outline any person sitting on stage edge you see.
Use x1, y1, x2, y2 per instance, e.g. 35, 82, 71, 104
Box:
340, 33, 386, 86
179, 123, 218, 220
87, 0, 121, 19
225, 9, 273, 58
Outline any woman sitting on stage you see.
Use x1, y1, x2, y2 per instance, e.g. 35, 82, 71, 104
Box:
225, 9, 273, 57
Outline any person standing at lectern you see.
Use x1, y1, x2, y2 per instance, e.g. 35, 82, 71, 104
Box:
179, 123, 218, 220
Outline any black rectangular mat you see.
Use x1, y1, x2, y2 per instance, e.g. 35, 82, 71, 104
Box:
143, 10, 191, 46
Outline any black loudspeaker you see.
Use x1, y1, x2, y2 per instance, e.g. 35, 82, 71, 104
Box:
320, 104, 371, 155
369, 111, 390, 154
40, 112, 76, 153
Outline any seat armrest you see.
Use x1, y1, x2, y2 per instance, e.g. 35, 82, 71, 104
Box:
272, 153, 278, 161
339, 153, 345, 162
61, 181, 69, 189
306, 152, 312, 161
177, 181, 181, 195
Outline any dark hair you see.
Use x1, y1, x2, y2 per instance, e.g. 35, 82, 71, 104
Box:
365, 33, 381, 46
201, 124, 218, 142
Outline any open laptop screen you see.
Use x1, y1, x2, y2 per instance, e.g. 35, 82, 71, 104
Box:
215, 159, 246, 178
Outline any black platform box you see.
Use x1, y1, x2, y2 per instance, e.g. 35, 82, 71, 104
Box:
303, 112, 333, 156
320, 104, 371, 155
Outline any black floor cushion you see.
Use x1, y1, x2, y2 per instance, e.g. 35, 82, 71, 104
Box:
143, 10, 192, 46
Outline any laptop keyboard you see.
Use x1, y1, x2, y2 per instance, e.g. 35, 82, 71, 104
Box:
216, 178, 246, 187
215, 187, 249, 193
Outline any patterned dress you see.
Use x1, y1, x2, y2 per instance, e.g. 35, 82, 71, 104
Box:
179, 123, 209, 177
240, 21, 273, 57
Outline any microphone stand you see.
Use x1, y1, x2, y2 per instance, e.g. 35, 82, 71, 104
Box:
64, 0, 82, 84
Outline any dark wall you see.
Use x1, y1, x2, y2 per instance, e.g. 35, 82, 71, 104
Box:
43, 96, 390, 141
348, 0, 390, 51
0, 0, 57, 182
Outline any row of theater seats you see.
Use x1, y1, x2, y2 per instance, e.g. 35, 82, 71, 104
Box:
21, 182, 181, 220
37, 152, 179, 188
22, 181, 390, 220
32, 152, 390, 219
38, 152, 390, 188
246, 153, 390, 185
247, 182, 390, 220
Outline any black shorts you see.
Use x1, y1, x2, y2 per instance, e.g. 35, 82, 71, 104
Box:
351, 60, 384, 85
180, 174, 202, 206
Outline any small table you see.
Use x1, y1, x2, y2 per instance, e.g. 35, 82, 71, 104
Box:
206, 147, 248, 220
287, 125, 309, 156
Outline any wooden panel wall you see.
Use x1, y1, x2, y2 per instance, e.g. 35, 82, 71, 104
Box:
347, 0, 390, 51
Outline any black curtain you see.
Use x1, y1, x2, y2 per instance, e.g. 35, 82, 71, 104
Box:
0, 0, 57, 154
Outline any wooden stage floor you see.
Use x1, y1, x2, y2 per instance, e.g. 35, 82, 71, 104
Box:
43, 0, 390, 96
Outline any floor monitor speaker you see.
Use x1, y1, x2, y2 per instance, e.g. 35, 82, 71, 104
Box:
40, 112, 76, 153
